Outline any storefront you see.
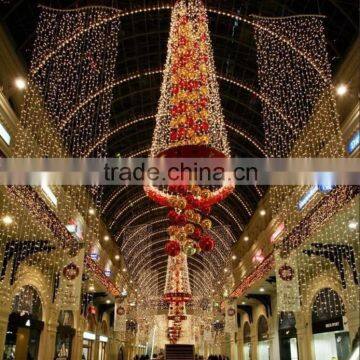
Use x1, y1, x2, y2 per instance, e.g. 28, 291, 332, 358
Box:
98, 320, 109, 360
98, 335, 108, 360
82, 312, 97, 360
257, 315, 270, 360
242, 322, 251, 360
54, 310, 75, 360
278, 312, 298, 360
312, 288, 351, 360
3, 285, 44, 360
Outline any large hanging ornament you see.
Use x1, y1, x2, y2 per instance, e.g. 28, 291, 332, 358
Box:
144, 0, 233, 256
164, 253, 192, 344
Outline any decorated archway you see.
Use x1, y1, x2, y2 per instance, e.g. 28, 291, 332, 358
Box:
257, 315, 270, 360
311, 287, 350, 360
243, 321, 251, 360
4, 285, 44, 360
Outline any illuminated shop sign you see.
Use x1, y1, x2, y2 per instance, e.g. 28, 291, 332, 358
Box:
104, 269, 112, 277
99, 335, 108, 343
41, 184, 57, 206
83, 331, 96, 340
297, 183, 335, 210
66, 218, 83, 240
347, 130, 360, 154
297, 186, 317, 210
312, 316, 343, 334
89, 253, 100, 261
0, 122, 11, 145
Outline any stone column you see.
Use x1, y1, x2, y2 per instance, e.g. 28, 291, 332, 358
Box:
250, 322, 258, 360
268, 314, 280, 360
229, 332, 238, 360
0, 280, 11, 360
237, 335, 244, 360
72, 316, 86, 360
38, 306, 59, 360
0, 305, 11, 360
347, 309, 360, 344
295, 312, 314, 360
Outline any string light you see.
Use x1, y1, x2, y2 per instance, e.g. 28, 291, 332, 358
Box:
253, 14, 358, 316
14, 77, 27, 90
2, 215, 13, 225
336, 84, 348, 96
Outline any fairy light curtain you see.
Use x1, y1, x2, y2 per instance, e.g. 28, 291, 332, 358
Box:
253, 15, 359, 313
0, 6, 119, 309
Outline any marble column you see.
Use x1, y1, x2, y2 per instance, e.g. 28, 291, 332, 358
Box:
250, 323, 258, 360
0, 305, 11, 360
72, 323, 86, 360
295, 312, 314, 360
347, 309, 360, 344
38, 306, 59, 360
237, 336, 244, 360
268, 315, 280, 360
0, 281, 11, 360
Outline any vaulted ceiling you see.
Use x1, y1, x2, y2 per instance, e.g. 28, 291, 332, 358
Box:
1, 0, 357, 296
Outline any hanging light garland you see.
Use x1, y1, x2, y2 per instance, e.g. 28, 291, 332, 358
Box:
253, 14, 359, 314
0, 6, 119, 309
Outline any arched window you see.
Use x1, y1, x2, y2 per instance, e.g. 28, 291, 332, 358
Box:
311, 288, 350, 360
101, 319, 108, 335
58, 310, 74, 327
12, 285, 42, 320
312, 287, 345, 323
243, 321, 251, 343
258, 315, 269, 341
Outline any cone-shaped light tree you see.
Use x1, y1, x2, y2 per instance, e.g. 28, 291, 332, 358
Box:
145, 0, 233, 258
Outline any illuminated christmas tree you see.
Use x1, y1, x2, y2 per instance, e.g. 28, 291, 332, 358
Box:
145, 0, 233, 257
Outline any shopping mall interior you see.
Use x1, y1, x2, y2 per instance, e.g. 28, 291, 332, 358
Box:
0, 0, 358, 359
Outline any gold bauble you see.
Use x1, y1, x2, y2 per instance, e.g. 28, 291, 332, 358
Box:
169, 196, 178, 207
201, 218, 212, 230
176, 231, 187, 242
201, 135, 209, 144
200, 86, 208, 95
177, 198, 187, 210
193, 213, 202, 224
191, 185, 202, 197
168, 226, 178, 236
201, 189, 211, 199
184, 223, 195, 235
187, 128, 195, 139
185, 209, 195, 220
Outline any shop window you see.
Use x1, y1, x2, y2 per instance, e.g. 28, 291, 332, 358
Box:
4, 285, 44, 360
243, 322, 251, 360
279, 312, 298, 360
312, 288, 350, 360
55, 310, 75, 360
257, 315, 270, 360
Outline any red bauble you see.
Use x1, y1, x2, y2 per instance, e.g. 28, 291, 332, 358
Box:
177, 214, 187, 225
193, 227, 202, 239
165, 240, 181, 257
178, 185, 187, 194
185, 194, 195, 204
168, 184, 178, 193
186, 117, 194, 128
199, 236, 215, 252
168, 209, 178, 222
200, 205, 211, 215
200, 121, 209, 132
178, 127, 186, 139
170, 130, 178, 142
